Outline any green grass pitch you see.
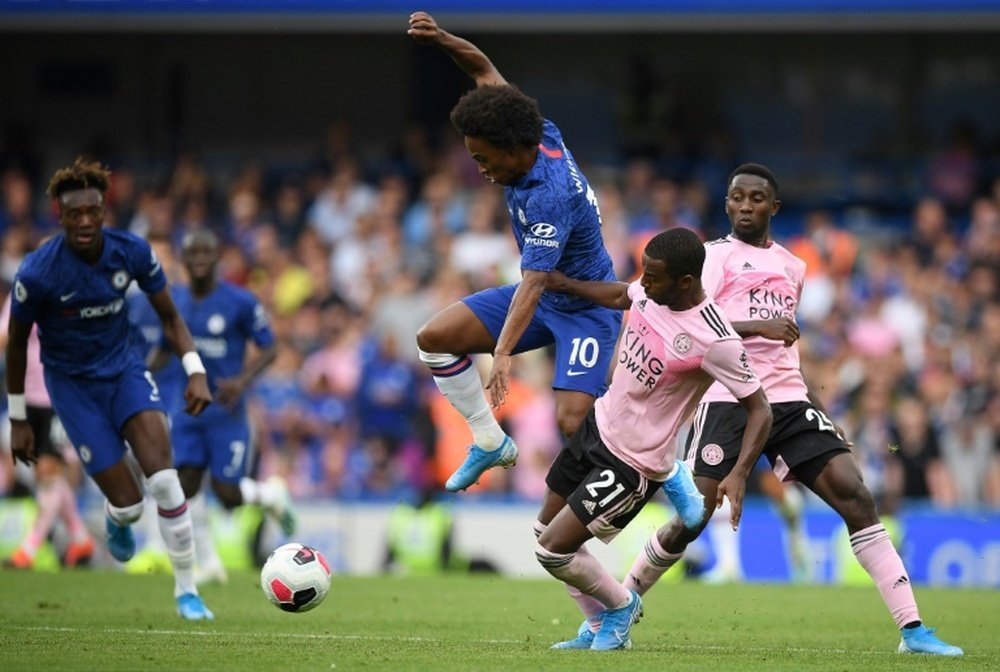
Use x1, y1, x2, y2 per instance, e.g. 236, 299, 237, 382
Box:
1, 570, 996, 671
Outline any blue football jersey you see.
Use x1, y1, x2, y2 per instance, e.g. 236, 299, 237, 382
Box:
11, 229, 166, 378
168, 281, 275, 417
504, 119, 616, 310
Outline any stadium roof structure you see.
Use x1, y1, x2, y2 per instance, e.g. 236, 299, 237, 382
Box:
3, 0, 1000, 33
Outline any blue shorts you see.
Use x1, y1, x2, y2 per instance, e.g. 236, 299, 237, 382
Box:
463, 285, 623, 398
172, 410, 253, 484
44, 362, 165, 475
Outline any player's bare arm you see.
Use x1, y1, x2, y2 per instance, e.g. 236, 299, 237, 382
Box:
715, 386, 772, 530
215, 344, 277, 409
487, 269, 547, 409
731, 316, 799, 346
545, 270, 631, 310
147, 288, 212, 415
5, 314, 36, 465
408, 11, 507, 87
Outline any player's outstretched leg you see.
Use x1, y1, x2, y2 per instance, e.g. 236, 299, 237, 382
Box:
240, 476, 298, 536
189, 492, 228, 585
5, 474, 64, 569
417, 350, 516, 491
445, 435, 518, 492
898, 625, 963, 656
778, 484, 810, 582
147, 469, 213, 619
176, 592, 215, 621
105, 501, 143, 562
591, 590, 643, 651
661, 461, 705, 529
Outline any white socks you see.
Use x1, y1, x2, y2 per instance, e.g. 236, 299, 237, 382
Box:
419, 350, 505, 451
146, 469, 197, 597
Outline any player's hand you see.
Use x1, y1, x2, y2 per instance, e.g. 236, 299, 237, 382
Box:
183, 373, 213, 416
213, 377, 244, 410
486, 353, 512, 409
715, 473, 747, 530
9, 420, 37, 466
408, 11, 442, 45
755, 317, 799, 346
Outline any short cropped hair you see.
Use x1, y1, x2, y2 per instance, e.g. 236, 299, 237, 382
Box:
47, 157, 111, 201
181, 228, 219, 251
450, 85, 543, 151
728, 163, 779, 197
644, 227, 705, 279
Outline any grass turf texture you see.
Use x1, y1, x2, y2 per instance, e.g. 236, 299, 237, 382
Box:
1, 571, 996, 671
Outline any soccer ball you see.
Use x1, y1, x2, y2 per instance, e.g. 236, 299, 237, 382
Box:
260, 542, 332, 613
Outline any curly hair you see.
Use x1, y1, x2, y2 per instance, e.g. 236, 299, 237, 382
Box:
728, 163, 779, 197
449, 84, 543, 151
644, 227, 705, 279
46, 157, 111, 201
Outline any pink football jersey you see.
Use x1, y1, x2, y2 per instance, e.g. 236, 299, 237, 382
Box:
594, 282, 761, 481
700, 235, 809, 403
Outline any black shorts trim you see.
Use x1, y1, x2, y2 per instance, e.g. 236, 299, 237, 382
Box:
546, 409, 661, 542
685, 400, 849, 483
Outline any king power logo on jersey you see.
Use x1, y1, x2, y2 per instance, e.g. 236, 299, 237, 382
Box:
746, 287, 795, 320
618, 323, 663, 390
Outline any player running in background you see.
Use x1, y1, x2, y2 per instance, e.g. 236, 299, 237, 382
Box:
149, 229, 293, 583
409, 12, 623, 492
618, 164, 963, 656
6, 158, 214, 620
538, 228, 772, 650
1, 292, 95, 569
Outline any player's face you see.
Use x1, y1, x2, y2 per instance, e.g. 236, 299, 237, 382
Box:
640, 254, 684, 308
182, 238, 218, 281
58, 188, 105, 255
464, 136, 522, 186
725, 174, 780, 245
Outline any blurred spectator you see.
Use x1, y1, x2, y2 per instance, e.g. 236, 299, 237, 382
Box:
269, 177, 308, 249
0, 170, 39, 235
447, 186, 517, 287
886, 396, 954, 506
402, 170, 468, 248
307, 157, 377, 247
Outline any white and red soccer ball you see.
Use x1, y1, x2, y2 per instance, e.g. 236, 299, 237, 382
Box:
260, 543, 332, 613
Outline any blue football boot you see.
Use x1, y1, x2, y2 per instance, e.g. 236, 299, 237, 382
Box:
445, 436, 518, 492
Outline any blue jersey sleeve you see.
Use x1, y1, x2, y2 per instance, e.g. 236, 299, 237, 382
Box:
519, 186, 572, 273
10, 266, 42, 325
132, 237, 167, 295
242, 293, 276, 349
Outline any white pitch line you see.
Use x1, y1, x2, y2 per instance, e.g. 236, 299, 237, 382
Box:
8, 626, 927, 657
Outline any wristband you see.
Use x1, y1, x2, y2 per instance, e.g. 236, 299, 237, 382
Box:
182, 352, 207, 377
8, 393, 27, 421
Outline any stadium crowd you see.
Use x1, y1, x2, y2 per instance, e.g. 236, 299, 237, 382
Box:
0, 123, 998, 510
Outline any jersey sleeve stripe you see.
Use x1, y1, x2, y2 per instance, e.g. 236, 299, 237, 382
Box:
699, 305, 731, 338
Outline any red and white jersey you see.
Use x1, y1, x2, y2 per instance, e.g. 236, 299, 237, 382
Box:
594, 282, 761, 481
701, 235, 809, 404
